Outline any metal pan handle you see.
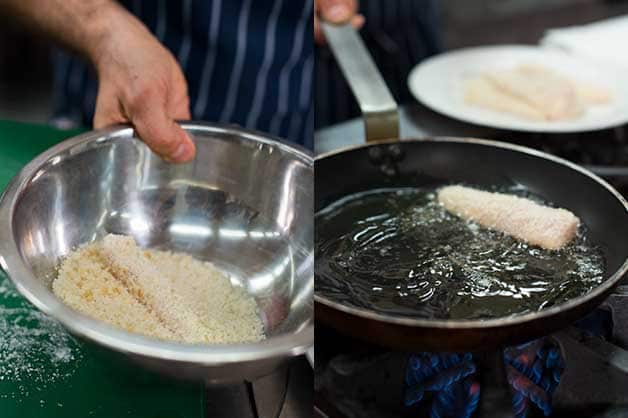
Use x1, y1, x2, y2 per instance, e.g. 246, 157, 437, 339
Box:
321, 21, 399, 142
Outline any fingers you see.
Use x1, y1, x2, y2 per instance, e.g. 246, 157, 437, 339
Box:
93, 86, 129, 129
130, 91, 196, 163
314, 12, 325, 45
317, 0, 358, 23
136, 116, 195, 163
168, 70, 192, 120
94, 83, 195, 163
168, 94, 191, 120
351, 14, 365, 30
314, 0, 364, 45
314, 14, 365, 44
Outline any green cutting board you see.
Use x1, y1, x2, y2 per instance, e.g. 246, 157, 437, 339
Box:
0, 120, 205, 418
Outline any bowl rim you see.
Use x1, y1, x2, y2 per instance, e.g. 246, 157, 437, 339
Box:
0, 121, 313, 365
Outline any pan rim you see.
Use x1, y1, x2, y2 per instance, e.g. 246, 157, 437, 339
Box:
314, 136, 628, 329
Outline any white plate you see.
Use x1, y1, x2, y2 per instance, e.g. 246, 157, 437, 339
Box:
408, 45, 628, 132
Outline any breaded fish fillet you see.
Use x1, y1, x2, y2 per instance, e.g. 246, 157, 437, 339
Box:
437, 185, 579, 250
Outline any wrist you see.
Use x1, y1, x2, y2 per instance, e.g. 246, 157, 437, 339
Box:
79, 2, 117, 67
83, 3, 147, 72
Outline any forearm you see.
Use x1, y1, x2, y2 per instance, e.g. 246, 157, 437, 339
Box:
0, 0, 143, 66
1, 0, 195, 162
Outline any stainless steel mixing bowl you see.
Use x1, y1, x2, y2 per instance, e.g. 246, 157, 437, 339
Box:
0, 122, 313, 383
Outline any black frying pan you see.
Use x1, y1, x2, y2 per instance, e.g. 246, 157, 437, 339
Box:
314, 22, 628, 352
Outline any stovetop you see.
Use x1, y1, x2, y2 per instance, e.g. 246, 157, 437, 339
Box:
315, 285, 628, 417
206, 356, 313, 418
314, 107, 628, 417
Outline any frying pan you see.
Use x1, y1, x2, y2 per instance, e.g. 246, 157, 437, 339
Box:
315, 22, 628, 353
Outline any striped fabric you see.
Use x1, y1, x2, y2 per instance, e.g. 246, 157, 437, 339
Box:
51, 0, 314, 149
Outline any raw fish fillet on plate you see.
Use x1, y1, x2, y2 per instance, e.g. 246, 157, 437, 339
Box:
463, 64, 611, 122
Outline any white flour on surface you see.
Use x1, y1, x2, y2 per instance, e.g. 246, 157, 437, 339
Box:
0, 274, 82, 399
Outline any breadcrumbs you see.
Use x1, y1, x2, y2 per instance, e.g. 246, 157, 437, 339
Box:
52, 234, 264, 344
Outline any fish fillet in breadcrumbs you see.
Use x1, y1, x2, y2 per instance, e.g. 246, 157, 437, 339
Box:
52, 234, 264, 344
437, 185, 579, 250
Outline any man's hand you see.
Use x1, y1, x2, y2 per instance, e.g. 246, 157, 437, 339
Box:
1, 0, 195, 163
92, 7, 195, 163
314, 0, 364, 45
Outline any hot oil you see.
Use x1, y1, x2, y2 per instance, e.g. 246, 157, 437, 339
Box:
315, 187, 606, 320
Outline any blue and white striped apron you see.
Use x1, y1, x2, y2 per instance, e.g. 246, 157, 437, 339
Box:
51, 0, 314, 149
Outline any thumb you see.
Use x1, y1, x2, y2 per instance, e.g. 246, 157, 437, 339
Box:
318, 0, 357, 24
130, 95, 196, 163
